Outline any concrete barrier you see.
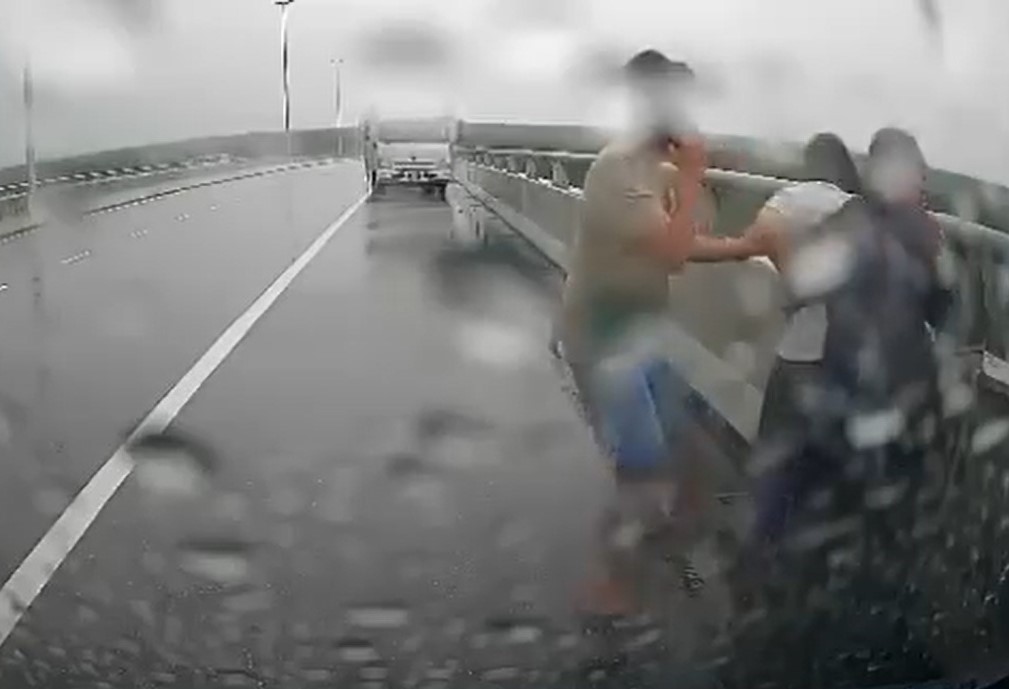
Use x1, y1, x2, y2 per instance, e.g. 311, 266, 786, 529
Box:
0, 195, 34, 236
0, 127, 362, 192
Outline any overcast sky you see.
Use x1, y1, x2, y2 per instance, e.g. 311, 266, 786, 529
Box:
2, 0, 1009, 183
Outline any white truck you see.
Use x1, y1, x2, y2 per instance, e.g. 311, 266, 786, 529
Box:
375, 142, 451, 199
367, 118, 455, 200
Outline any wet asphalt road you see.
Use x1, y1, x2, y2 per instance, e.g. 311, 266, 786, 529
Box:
0, 165, 634, 687
0, 162, 365, 587
4, 160, 992, 688
0, 163, 756, 688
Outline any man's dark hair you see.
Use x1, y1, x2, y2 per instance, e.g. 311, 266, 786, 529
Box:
868, 127, 926, 170
624, 49, 694, 82
804, 132, 862, 195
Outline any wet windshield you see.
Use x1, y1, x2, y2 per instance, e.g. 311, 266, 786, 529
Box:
2, 1, 1009, 688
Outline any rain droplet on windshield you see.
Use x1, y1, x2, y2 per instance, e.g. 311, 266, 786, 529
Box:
127, 431, 216, 498
482, 666, 521, 682
971, 418, 1009, 455
360, 664, 390, 681
335, 638, 381, 663
300, 668, 334, 682
456, 320, 537, 369
845, 408, 906, 449
416, 408, 494, 441
317, 464, 363, 525
347, 603, 410, 629
787, 234, 856, 299
222, 587, 274, 614
485, 616, 546, 644
865, 482, 909, 510
176, 538, 256, 586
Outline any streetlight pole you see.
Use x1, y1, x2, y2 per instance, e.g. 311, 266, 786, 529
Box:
22, 49, 49, 469
275, 0, 295, 133
331, 58, 343, 157
23, 58, 36, 218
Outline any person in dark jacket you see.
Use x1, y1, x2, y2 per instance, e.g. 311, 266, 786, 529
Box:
729, 128, 956, 689
749, 127, 951, 546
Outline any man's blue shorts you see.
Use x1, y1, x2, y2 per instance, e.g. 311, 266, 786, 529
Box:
572, 353, 691, 473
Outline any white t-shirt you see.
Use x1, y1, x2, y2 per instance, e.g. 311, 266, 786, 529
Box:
765, 181, 852, 362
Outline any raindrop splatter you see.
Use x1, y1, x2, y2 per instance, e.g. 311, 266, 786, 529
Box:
787, 234, 855, 299
485, 616, 546, 644
335, 638, 381, 663
482, 666, 521, 682
972, 419, 1009, 455
176, 538, 256, 586
846, 409, 905, 449
222, 587, 274, 614
128, 432, 216, 498
347, 604, 410, 629
360, 664, 390, 681
457, 320, 536, 369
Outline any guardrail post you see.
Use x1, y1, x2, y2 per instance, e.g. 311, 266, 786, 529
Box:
551, 160, 570, 188
983, 252, 1009, 358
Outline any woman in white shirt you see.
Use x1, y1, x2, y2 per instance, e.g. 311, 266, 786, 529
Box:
746, 133, 863, 444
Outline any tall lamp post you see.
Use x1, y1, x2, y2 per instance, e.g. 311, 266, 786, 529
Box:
24, 59, 37, 218
22, 50, 49, 469
274, 0, 295, 134
331, 58, 344, 157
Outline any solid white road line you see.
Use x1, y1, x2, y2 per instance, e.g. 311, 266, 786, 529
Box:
0, 190, 369, 648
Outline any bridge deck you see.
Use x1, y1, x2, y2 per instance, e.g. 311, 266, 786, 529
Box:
2, 164, 1000, 688
0, 168, 756, 686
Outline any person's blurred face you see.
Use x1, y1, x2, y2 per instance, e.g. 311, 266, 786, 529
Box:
867, 153, 926, 205
626, 76, 695, 145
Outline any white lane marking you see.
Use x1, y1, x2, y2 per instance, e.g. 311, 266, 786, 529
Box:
0, 190, 368, 648
59, 250, 92, 266
0, 284, 8, 293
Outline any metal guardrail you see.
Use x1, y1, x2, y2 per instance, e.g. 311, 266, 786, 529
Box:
455, 146, 1009, 365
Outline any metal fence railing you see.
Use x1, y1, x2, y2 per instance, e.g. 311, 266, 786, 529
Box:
455, 146, 1009, 365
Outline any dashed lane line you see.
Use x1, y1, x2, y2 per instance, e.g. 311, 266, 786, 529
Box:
59, 250, 92, 266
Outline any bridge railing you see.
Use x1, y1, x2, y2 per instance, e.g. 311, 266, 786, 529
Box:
452, 144, 1009, 441
0, 127, 364, 199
